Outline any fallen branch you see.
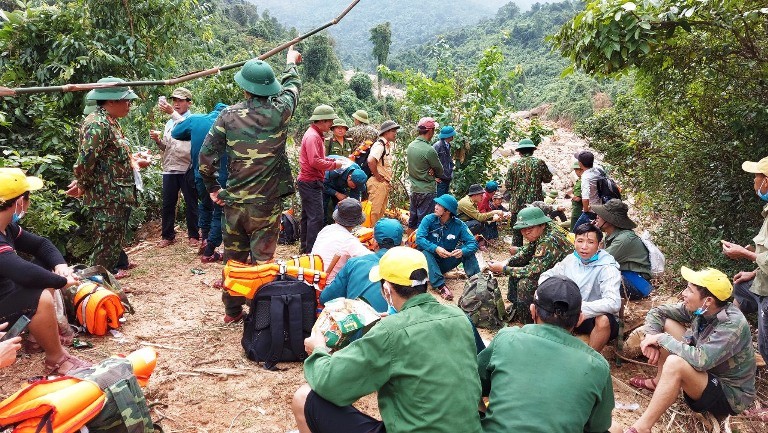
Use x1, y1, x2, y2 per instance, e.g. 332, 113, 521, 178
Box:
139, 341, 183, 350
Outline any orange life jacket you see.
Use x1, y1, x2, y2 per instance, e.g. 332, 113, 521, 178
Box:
72, 282, 126, 336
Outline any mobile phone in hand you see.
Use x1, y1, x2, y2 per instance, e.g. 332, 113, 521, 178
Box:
0, 315, 30, 342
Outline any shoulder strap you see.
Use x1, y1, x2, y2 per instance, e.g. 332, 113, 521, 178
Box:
265, 295, 286, 370
285, 294, 305, 360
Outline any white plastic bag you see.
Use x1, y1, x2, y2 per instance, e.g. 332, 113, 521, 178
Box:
640, 230, 665, 276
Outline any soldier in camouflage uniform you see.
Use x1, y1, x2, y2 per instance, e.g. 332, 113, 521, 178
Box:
626, 267, 755, 433
198, 48, 302, 323
504, 138, 552, 246
347, 109, 379, 178
72, 77, 140, 279
488, 207, 571, 323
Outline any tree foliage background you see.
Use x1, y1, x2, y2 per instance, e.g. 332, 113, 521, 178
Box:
553, 0, 768, 271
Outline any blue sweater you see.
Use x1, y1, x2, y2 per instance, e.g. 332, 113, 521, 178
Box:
172, 103, 228, 183
416, 214, 478, 257
319, 249, 388, 313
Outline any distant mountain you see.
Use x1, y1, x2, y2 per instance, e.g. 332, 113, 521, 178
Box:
247, 0, 542, 70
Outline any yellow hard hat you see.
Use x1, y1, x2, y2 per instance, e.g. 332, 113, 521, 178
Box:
680, 266, 733, 301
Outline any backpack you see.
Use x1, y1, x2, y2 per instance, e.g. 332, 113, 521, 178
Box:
458, 272, 507, 330
594, 168, 622, 204
278, 211, 300, 245
241, 275, 317, 370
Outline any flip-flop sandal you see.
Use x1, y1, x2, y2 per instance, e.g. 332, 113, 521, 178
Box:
44, 353, 92, 376
629, 376, 657, 391
624, 428, 640, 433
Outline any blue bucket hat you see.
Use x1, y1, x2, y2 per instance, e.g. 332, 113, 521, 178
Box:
485, 181, 498, 192
374, 218, 404, 246
434, 194, 459, 215
438, 125, 456, 139
349, 168, 368, 189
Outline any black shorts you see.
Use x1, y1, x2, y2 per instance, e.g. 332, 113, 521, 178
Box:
683, 373, 736, 418
574, 314, 619, 341
0, 287, 43, 327
305, 390, 385, 433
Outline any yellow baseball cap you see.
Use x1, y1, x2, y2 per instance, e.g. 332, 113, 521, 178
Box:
369, 246, 429, 287
742, 156, 768, 176
0, 168, 44, 204
680, 266, 733, 301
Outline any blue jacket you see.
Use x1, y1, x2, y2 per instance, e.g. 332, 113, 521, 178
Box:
416, 213, 478, 257
320, 249, 388, 313
323, 156, 366, 200
172, 103, 228, 183
433, 139, 454, 181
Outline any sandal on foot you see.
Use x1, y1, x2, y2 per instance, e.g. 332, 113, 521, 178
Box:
629, 376, 657, 391
113, 269, 131, 279
436, 286, 453, 301
45, 353, 92, 376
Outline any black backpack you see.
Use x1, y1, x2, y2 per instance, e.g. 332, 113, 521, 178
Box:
278, 211, 300, 245
595, 168, 621, 204
241, 275, 317, 370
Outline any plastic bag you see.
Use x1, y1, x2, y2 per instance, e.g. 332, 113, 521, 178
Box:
640, 230, 665, 276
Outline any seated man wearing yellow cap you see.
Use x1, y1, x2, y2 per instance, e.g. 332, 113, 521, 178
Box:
624, 267, 756, 433
0, 168, 90, 375
292, 247, 482, 433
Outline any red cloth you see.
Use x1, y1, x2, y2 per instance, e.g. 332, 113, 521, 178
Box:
478, 191, 494, 213
298, 124, 337, 182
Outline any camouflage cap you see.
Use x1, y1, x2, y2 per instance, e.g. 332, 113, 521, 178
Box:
89, 77, 138, 101
235, 59, 281, 96
170, 87, 193, 100
352, 109, 370, 124
309, 104, 338, 121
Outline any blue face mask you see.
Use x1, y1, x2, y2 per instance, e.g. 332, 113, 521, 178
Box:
757, 178, 768, 202
11, 201, 25, 224
383, 283, 397, 315
573, 250, 599, 264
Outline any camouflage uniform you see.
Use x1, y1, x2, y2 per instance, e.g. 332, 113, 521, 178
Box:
325, 136, 353, 157
645, 303, 756, 414
570, 176, 583, 231
198, 64, 301, 316
347, 124, 379, 177
504, 156, 552, 246
503, 222, 571, 323
74, 107, 136, 273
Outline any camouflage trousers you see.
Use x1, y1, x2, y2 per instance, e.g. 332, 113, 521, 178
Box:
88, 206, 131, 273
507, 275, 537, 324
221, 200, 281, 316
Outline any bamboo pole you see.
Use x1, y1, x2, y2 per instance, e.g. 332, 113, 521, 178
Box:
0, 0, 362, 98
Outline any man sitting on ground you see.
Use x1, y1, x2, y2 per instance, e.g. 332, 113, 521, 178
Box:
478, 181, 498, 213
624, 267, 755, 433
322, 156, 367, 224
458, 183, 503, 238
478, 276, 615, 433
416, 194, 480, 301
320, 218, 403, 313
292, 247, 482, 433
311, 198, 372, 284
539, 223, 621, 352
592, 199, 653, 299
488, 207, 571, 323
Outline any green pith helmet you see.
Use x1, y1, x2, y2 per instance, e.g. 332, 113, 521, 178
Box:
352, 109, 370, 124
512, 206, 551, 230
515, 138, 536, 150
83, 90, 97, 115
234, 59, 281, 96
332, 118, 349, 129
309, 104, 338, 121
89, 77, 138, 101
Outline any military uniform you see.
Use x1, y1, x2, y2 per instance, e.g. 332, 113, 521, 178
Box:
74, 107, 136, 273
347, 124, 379, 177
198, 63, 301, 318
325, 136, 353, 157
570, 176, 583, 231
504, 156, 552, 245
503, 222, 571, 322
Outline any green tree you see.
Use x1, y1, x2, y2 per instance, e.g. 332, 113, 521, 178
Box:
370, 22, 392, 97
348, 72, 374, 101
554, 0, 768, 270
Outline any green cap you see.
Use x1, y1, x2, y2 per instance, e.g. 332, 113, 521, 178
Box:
309, 104, 338, 121
89, 77, 138, 101
234, 59, 281, 96
515, 138, 536, 150
512, 207, 551, 230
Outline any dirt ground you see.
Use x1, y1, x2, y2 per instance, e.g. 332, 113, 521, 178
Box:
1, 230, 766, 433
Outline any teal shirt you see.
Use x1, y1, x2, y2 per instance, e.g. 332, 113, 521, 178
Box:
319, 249, 388, 312
604, 229, 652, 279
406, 137, 444, 194
478, 324, 614, 433
304, 293, 482, 433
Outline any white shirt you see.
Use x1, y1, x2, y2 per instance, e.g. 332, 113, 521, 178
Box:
311, 224, 373, 284
580, 166, 603, 206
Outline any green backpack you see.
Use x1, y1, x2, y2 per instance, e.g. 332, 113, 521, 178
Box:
459, 272, 507, 330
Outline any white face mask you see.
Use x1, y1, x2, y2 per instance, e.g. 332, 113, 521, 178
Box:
383, 282, 397, 315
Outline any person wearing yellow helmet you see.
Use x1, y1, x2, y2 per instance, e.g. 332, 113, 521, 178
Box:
624, 267, 755, 433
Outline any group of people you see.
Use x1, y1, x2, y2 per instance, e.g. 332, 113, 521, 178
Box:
1, 43, 767, 433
